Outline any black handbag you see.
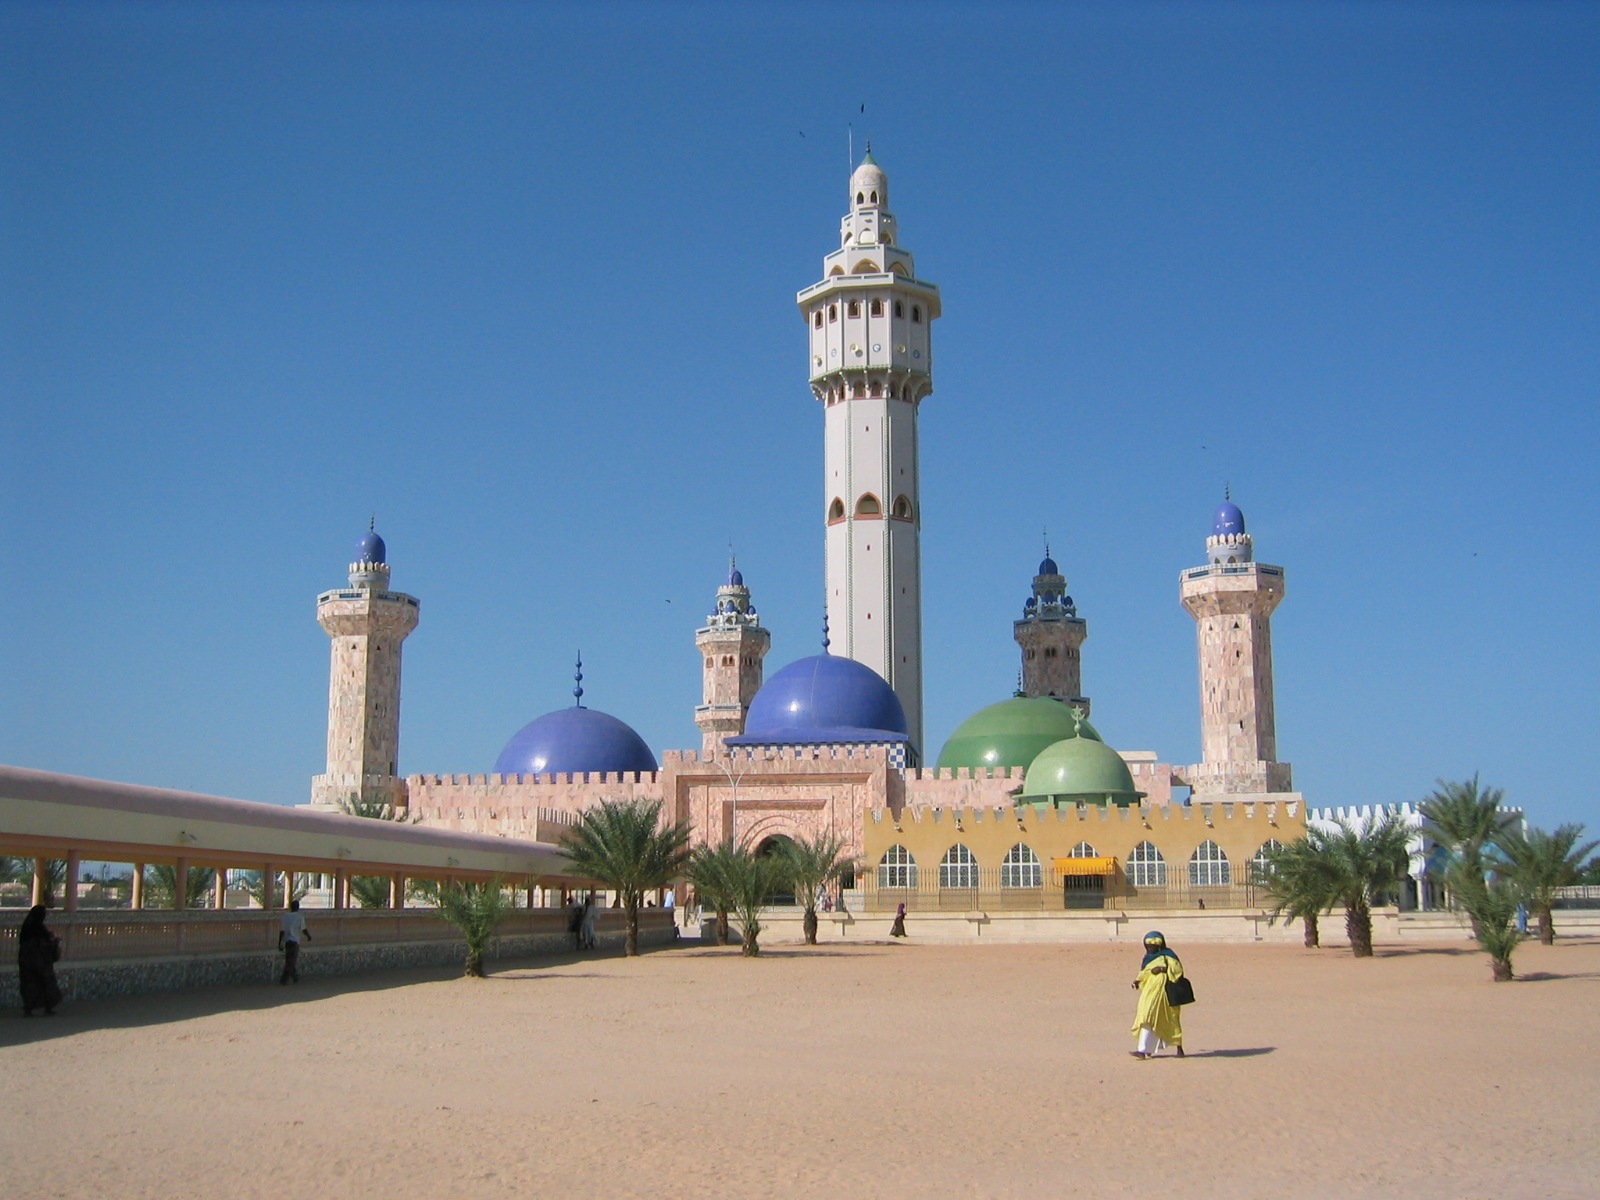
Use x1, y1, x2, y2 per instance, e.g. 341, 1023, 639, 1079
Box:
1164, 975, 1195, 1006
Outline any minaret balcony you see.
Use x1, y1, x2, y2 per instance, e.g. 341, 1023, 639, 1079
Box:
1182, 563, 1283, 582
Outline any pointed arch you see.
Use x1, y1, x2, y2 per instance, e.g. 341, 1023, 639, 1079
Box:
891, 495, 913, 520
1126, 841, 1167, 887
1188, 840, 1231, 887
1250, 839, 1285, 881
1068, 840, 1100, 858
827, 497, 846, 523
877, 844, 917, 889
853, 259, 880, 274
939, 844, 979, 890
1000, 843, 1042, 888
855, 493, 881, 517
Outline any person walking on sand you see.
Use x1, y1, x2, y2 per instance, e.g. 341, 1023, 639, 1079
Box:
568, 895, 584, 950
580, 893, 599, 951
889, 902, 907, 938
278, 900, 311, 985
17, 905, 63, 1017
1130, 930, 1185, 1059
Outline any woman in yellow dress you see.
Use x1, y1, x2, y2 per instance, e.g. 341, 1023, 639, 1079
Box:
1130, 930, 1185, 1059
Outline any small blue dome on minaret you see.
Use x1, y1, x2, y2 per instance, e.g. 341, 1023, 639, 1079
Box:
1212, 500, 1245, 539
356, 527, 387, 565
1038, 556, 1058, 576
727, 563, 744, 588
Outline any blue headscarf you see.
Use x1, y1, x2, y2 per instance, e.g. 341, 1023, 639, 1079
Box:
1141, 930, 1178, 968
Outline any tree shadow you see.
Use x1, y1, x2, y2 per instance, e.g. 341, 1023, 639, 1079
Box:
1512, 971, 1600, 983
1374, 946, 1476, 958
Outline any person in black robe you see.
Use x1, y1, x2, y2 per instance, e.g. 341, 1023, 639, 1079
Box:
17, 905, 62, 1016
889, 903, 907, 938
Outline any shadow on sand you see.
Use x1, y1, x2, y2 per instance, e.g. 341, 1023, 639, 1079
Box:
1184, 1047, 1276, 1059
0, 940, 686, 1045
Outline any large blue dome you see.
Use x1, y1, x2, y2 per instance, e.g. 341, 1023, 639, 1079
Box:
494, 706, 658, 777
728, 654, 908, 746
1212, 501, 1245, 538
356, 529, 387, 565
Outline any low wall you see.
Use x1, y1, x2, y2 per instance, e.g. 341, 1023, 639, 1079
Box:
2, 908, 678, 1007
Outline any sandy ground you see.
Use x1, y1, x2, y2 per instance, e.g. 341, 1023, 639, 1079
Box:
2, 934, 1597, 1200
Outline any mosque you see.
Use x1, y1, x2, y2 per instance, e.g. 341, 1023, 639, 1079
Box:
308, 154, 1307, 911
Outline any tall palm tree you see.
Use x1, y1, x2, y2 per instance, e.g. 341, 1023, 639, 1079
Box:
1256, 837, 1338, 948
720, 847, 790, 957
1492, 824, 1597, 945
777, 833, 855, 945
433, 879, 512, 977
560, 798, 692, 956
687, 842, 742, 945
3, 858, 65, 907
1420, 775, 1517, 871
1313, 813, 1412, 958
144, 863, 217, 909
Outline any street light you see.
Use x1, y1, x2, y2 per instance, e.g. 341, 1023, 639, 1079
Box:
707, 752, 757, 847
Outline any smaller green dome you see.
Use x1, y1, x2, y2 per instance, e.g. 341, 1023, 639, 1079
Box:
1020, 735, 1144, 807
936, 696, 1100, 772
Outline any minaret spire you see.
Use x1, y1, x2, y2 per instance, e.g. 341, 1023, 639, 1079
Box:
799, 151, 938, 757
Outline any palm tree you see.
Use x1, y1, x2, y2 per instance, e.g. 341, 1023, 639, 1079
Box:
233, 869, 309, 909
143, 863, 217, 909
349, 875, 395, 909
433, 879, 512, 977
687, 842, 742, 945
560, 798, 692, 956
3, 857, 65, 907
1448, 866, 1525, 981
777, 833, 855, 945
1421, 775, 1517, 872
1492, 824, 1597, 945
1256, 837, 1339, 948
721, 846, 790, 957
1313, 813, 1412, 958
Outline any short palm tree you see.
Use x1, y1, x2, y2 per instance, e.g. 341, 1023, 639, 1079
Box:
721, 847, 790, 957
1492, 824, 1597, 945
1256, 837, 1339, 948
560, 798, 692, 956
349, 875, 395, 909
777, 833, 855, 945
687, 842, 742, 945
1448, 865, 1525, 981
144, 863, 217, 909
434, 878, 513, 977
1312, 813, 1411, 958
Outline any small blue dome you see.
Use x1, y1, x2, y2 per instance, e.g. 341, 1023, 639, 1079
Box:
728, 654, 908, 746
356, 529, 386, 565
1039, 556, 1058, 576
727, 565, 744, 587
1212, 501, 1245, 538
494, 706, 658, 777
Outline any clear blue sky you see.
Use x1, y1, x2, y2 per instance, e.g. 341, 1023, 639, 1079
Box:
2, 2, 1595, 831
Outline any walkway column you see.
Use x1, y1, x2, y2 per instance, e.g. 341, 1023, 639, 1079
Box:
214, 867, 228, 910
284, 870, 295, 905
389, 873, 403, 909
31, 857, 47, 907
131, 864, 144, 910
65, 850, 80, 912
174, 858, 189, 910
262, 862, 275, 910
334, 869, 347, 910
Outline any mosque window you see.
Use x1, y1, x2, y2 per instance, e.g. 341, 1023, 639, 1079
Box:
830, 266, 845, 276
813, 310, 823, 328
894, 300, 904, 318
847, 300, 861, 318
854, 260, 879, 274
939, 844, 979, 890
912, 305, 922, 322
1000, 843, 1042, 888
1188, 840, 1232, 887
870, 189, 878, 203
1069, 840, 1100, 858
828, 497, 846, 522
828, 304, 838, 322
870, 299, 883, 317
870, 382, 882, 398
1127, 841, 1167, 888
891, 495, 912, 519
705, 658, 713, 669
855, 493, 881, 516
1250, 839, 1285, 882
878, 844, 918, 889
856, 191, 866, 204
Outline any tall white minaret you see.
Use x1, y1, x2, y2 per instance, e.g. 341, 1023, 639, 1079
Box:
797, 149, 939, 754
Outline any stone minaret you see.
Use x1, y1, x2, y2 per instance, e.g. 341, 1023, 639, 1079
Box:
310, 526, 420, 810
798, 148, 938, 753
1179, 497, 1291, 795
694, 561, 770, 758
1013, 548, 1089, 712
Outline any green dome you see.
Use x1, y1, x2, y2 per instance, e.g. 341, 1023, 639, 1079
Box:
1020, 735, 1144, 807
936, 696, 1100, 772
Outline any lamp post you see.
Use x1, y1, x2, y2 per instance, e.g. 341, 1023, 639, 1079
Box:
708, 752, 756, 848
